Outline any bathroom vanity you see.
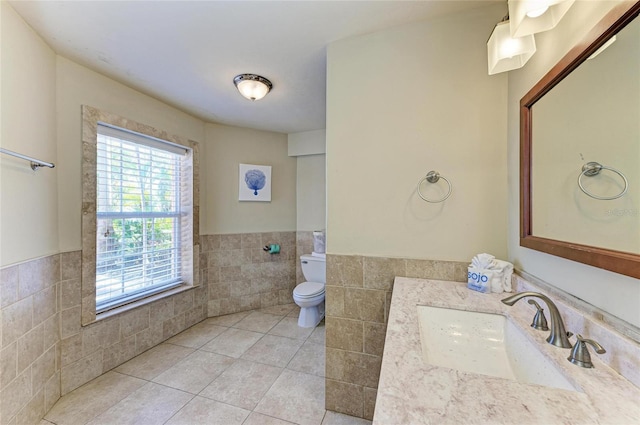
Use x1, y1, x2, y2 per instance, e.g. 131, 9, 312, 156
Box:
373, 277, 640, 424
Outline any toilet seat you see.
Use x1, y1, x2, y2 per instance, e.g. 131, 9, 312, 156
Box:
293, 281, 325, 298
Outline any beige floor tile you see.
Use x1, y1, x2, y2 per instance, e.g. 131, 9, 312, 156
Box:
152, 350, 235, 394
165, 396, 250, 425
44, 371, 146, 425
244, 411, 297, 425
308, 323, 326, 346
165, 321, 227, 348
287, 340, 325, 377
114, 343, 194, 380
200, 328, 263, 358
199, 359, 282, 410
255, 369, 326, 425
44, 307, 333, 425
287, 306, 302, 318
259, 303, 297, 316
86, 382, 193, 425
269, 317, 315, 340
206, 311, 251, 327
232, 311, 283, 333
321, 411, 372, 425
38, 420, 55, 425
241, 334, 304, 367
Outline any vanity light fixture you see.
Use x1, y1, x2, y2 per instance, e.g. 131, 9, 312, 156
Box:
508, 0, 575, 37
487, 17, 536, 75
233, 74, 273, 101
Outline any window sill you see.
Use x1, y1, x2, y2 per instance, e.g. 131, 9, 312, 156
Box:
93, 283, 197, 324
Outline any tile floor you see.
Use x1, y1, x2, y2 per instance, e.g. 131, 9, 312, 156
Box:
42, 304, 372, 425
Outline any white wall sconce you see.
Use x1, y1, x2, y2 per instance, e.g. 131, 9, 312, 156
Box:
508, 0, 575, 37
487, 19, 536, 75
233, 74, 273, 101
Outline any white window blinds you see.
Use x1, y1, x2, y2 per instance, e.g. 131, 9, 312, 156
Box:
95, 123, 189, 312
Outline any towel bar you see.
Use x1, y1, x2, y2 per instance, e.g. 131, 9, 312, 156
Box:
0, 148, 55, 170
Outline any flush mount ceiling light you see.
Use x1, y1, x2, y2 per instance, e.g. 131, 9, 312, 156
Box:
508, 0, 575, 37
233, 74, 273, 101
487, 19, 536, 75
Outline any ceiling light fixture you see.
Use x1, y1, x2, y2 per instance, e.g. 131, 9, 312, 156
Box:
233, 74, 273, 101
487, 18, 536, 75
508, 0, 575, 37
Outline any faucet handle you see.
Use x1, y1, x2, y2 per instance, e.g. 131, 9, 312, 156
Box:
567, 334, 606, 368
527, 299, 549, 331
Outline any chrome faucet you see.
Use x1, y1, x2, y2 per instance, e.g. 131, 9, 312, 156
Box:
501, 292, 573, 349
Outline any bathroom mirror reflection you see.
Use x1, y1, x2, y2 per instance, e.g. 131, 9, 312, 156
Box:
531, 14, 639, 254
520, 2, 640, 279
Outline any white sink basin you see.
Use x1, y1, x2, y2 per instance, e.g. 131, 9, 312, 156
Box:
417, 306, 579, 392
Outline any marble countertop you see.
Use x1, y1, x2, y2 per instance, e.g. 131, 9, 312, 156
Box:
373, 277, 640, 425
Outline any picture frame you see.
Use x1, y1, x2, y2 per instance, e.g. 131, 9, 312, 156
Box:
239, 163, 272, 202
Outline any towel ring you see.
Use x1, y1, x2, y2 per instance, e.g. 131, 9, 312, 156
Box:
578, 162, 628, 200
417, 171, 452, 203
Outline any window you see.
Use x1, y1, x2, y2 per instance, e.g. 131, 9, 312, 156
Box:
94, 123, 192, 312
81, 106, 198, 325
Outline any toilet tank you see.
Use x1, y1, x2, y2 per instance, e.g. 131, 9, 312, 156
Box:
300, 254, 326, 283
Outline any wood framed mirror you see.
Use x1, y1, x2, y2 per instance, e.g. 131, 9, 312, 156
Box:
520, 1, 640, 279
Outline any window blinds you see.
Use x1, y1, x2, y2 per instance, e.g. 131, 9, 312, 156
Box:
95, 123, 188, 312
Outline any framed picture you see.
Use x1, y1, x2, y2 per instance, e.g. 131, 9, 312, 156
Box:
239, 163, 272, 202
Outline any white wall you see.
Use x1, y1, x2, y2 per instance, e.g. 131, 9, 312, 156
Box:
288, 129, 326, 156
507, 0, 640, 327
203, 123, 296, 234
326, 5, 508, 261
289, 129, 326, 232
0, 2, 58, 266
297, 154, 326, 231
56, 57, 206, 252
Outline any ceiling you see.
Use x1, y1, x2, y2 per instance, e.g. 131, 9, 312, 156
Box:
10, 0, 499, 134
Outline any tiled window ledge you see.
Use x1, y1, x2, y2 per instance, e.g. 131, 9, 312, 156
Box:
94, 284, 198, 324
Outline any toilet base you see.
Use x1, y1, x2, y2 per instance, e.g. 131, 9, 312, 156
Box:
297, 301, 325, 328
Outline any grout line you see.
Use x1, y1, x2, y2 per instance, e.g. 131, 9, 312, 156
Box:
320, 409, 328, 425
159, 391, 197, 425
241, 411, 298, 424
162, 326, 231, 350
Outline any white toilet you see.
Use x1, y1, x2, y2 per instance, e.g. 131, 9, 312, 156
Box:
293, 253, 326, 328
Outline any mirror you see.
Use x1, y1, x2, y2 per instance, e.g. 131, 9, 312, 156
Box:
521, 1, 640, 279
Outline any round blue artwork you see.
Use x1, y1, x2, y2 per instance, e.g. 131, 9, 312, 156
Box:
245, 169, 266, 195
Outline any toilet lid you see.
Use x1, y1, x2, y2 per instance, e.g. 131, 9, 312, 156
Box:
294, 281, 325, 297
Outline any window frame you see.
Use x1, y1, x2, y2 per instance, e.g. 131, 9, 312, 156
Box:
81, 105, 200, 325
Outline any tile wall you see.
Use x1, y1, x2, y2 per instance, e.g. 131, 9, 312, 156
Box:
58, 251, 207, 397
0, 250, 209, 424
0, 256, 61, 424
1, 231, 302, 423
203, 232, 297, 317
324, 254, 468, 420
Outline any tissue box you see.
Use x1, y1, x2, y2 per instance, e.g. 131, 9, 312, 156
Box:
467, 267, 493, 293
